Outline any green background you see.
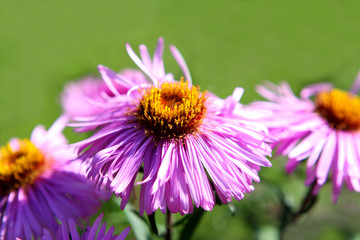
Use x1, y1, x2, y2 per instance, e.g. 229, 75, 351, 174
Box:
1, 0, 360, 239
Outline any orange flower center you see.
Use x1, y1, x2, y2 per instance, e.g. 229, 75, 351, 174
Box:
135, 80, 207, 140
315, 89, 360, 131
0, 139, 46, 195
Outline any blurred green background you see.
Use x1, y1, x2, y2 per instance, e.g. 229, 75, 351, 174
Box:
1, 0, 360, 239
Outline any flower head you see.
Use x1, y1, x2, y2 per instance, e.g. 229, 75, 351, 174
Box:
0, 116, 102, 239
61, 69, 147, 120
41, 213, 130, 240
253, 73, 360, 202
71, 38, 272, 215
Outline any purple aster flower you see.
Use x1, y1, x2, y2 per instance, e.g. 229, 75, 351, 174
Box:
41, 213, 130, 240
253, 74, 360, 202
61, 69, 147, 120
71, 38, 272, 215
0, 116, 102, 239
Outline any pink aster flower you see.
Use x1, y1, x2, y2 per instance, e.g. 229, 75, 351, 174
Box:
61, 69, 148, 120
71, 38, 272, 215
253, 74, 360, 202
0, 116, 102, 239
41, 213, 130, 240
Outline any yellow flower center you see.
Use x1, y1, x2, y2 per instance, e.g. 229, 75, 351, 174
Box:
135, 80, 207, 140
315, 89, 360, 131
0, 139, 46, 195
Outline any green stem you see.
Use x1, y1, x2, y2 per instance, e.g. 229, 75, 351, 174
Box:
165, 211, 173, 240
279, 181, 318, 239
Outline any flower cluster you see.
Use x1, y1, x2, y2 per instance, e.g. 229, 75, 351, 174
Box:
2, 37, 360, 239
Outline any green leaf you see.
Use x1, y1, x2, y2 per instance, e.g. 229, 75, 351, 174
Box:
147, 212, 159, 236
179, 208, 205, 240
124, 204, 152, 240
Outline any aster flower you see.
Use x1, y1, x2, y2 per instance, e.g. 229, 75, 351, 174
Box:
253, 74, 360, 202
0, 116, 102, 239
61, 69, 147, 120
41, 213, 130, 240
70, 38, 272, 215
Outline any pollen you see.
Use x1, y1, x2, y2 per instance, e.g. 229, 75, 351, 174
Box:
315, 89, 360, 131
0, 139, 46, 195
135, 80, 207, 140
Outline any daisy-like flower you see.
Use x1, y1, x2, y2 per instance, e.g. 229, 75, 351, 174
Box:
253, 74, 360, 202
0, 117, 102, 239
61, 69, 147, 120
71, 38, 272, 215
41, 213, 130, 240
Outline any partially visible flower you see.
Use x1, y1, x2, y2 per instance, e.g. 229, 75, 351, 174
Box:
41, 213, 130, 240
252, 74, 360, 202
0, 116, 102, 239
61, 69, 148, 120
71, 38, 272, 215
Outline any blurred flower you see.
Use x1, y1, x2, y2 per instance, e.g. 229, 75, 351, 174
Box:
71, 38, 272, 215
41, 213, 130, 240
61, 69, 147, 120
0, 116, 102, 239
252, 73, 360, 202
